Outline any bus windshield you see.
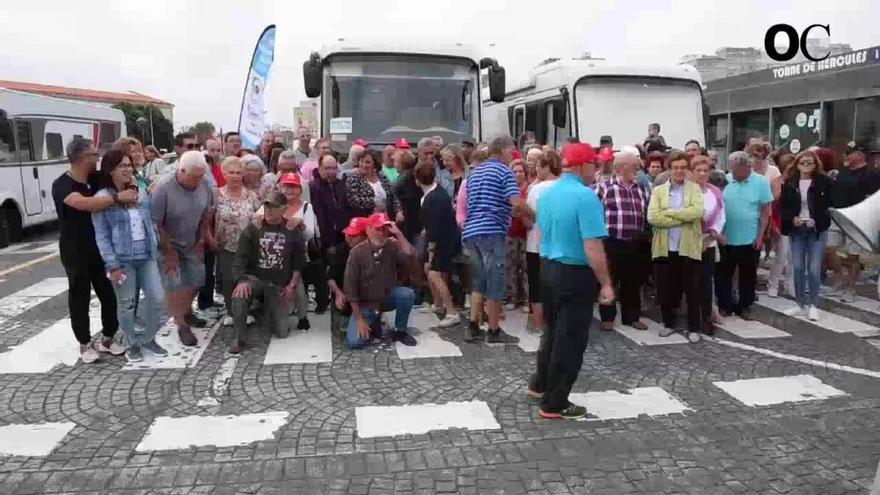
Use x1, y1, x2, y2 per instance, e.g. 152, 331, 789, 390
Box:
574, 77, 704, 149
324, 55, 478, 150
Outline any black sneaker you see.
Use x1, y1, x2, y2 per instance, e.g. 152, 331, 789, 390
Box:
527, 374, 543, 399
314, 305, 328, 315
464, 321, 483, 343
297, 318, 311, 331
393, 331, 417, 346
178, 325, 198, 347
185, 312, 208, 328
486, 328, 519, 344
540, 404, 587, 420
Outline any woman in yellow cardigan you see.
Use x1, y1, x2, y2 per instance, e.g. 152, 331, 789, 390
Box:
647, 151, 705, 343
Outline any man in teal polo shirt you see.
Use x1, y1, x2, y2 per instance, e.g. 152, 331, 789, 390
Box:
528, 143, 614, 420
716, 151, 773, 320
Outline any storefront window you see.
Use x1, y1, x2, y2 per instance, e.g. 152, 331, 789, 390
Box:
731, 110, 769, 153
708, 115, 729, 168
771, 103, 821, 154
824, 100, 856, 165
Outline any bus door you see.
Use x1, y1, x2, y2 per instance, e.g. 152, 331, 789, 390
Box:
15, 121, 42, 215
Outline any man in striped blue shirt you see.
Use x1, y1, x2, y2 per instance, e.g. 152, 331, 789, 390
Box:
463, 136, 524, 344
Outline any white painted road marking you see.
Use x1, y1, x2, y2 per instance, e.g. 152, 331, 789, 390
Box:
497, 310, 540, 352
395, 327, 462, 359
0, 241, 59, 255
716, 315, 791, 339
122, 320, 218, 370
0, 277, 68, 320
711, 337, 880, 379
713, 374, 847, 406
197, 356, 239, 407
758, 266, 880, 318
569, 386, 691, 421
0, 298, 101, 374
355, 401, 500, 438
755, 294, 880, 337
0, 422, 76, 456
594, 308, 688, 345
263, 313, 332, 364
135, 412, 290, 451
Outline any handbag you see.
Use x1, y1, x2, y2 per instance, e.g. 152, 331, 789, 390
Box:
303, 202, 323, 261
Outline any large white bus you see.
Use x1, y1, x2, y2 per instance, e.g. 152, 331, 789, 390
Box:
302, 40, 505, 155
482, 58, 707, 150
0, 88, 126, 247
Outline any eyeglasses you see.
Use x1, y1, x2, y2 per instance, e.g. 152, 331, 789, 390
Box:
799, 160, 816, 166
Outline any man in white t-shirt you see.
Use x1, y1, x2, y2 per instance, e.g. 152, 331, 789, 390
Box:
520, 151, 562, 332
747, 140, 790, 298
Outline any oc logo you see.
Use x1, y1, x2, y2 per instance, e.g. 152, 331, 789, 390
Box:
765, 24, 831, 62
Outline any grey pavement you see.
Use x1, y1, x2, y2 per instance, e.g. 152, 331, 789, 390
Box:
0, 233, 878, 494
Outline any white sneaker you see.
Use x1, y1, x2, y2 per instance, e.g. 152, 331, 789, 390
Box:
766, 285, 778, 298
80, 345, 100, 364
784, 306, 805, 317
95, 337, 126, 356
807, 305, 820, 321
840, 290, 857, 303
504, 303, 516, 310
246, 315, 256, 325
437, 314, 461, 328
521, 306, 531, 314
221, 316, 234, 327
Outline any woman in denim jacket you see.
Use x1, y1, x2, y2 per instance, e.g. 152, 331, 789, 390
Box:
92, 150, 168, 363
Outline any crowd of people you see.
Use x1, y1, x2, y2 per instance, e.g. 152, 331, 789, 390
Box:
52, 123, 880, 420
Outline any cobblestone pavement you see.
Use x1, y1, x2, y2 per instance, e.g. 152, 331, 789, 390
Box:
0, 235, 879, 494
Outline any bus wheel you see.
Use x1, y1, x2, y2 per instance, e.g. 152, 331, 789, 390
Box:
0, 213, 10, 249
1, 203, 22, 246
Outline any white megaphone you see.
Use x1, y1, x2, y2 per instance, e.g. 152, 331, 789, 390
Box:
829, 189, 880, 253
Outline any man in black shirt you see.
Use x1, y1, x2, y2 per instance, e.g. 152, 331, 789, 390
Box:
829, 151, 880, 302
51, 138, 138, 363
326, 217, 369, 334
229, 192, 306, 353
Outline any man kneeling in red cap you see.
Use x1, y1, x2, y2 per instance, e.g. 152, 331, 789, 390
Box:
343, 212, 419, 348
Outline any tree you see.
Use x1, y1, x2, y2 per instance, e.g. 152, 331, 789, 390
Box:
182, 121, 216, 145
112, 103, 173, 151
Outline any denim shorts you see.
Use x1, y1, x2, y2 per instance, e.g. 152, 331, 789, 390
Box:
464, 234, 507, 301
157, 247, 206, 292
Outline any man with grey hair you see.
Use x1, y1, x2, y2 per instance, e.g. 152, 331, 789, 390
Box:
152, 150, 215, 346
340, 144, 364, 177
417, 137, 453, 198
260, 150, 310, 201
52, 138, 138, 363
716, 151, 773, 320
594, 151, 651, 331
292, 127, 315, 167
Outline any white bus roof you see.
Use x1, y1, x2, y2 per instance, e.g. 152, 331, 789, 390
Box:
502, 58, 703, 98
317, 40, 487, 64
0, 87, 126, 123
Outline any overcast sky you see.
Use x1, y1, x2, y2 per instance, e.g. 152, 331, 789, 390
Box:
1, 0, 873, 132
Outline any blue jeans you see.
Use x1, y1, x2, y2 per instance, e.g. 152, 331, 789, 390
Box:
464, 234, 507, 301
116, 259, 165, 347
347, 286, 415, 349
789, 229, 827, 307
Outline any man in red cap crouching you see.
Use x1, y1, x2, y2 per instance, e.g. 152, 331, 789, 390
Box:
343, 212, 419, 349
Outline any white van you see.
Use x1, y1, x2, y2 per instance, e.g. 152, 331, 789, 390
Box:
483, 58, 707, 150
0, 88, 126, 247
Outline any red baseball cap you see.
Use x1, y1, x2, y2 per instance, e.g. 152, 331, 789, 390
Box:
279, 173, 302, 187
353, 138, 367, 147
342, 217, 369, 237
511, 149, 522, 160
561, 143, 597, 168
395, 138, 411, 149
597, 147, 614, 163
365, 212, 394, 229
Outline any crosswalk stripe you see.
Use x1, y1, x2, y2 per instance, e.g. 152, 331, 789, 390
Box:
715, 315, 791, 339
0, 422, 76, 456
121, 320, 219, 370
391, 310, 462, 359
712, 374, 847, 406
355, 400, 499, 438
755, 294, 880, 337
0, 278, 68, 321
263, 312, 333, 364
0, 241, 59, 255
0, 298, 101, 374
593, 307, 688, 345
135, 412, 289, 451
497, 310, 540, 352
757, 266, 880, 317
569, 386, 691, 421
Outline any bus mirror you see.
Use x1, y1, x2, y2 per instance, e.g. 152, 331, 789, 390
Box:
303, 52, 322, 98
552, 100, 567, 128
488, 65, 505, 104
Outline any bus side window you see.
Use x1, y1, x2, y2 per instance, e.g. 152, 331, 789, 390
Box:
0, 117, 15, 163
15, 121, 34, 162
46, 133, 63, 160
